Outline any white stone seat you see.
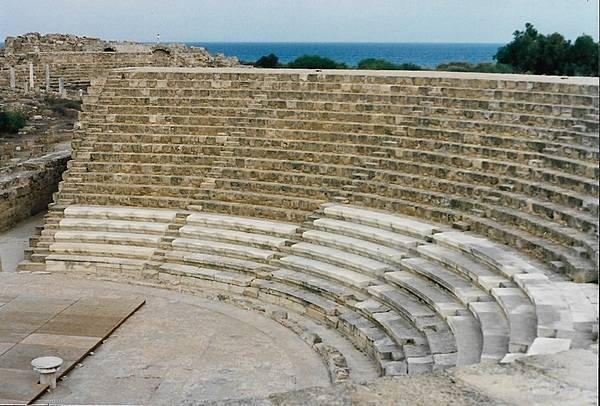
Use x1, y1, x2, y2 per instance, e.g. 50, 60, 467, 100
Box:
45, 254, 146, 273
415, 245, 508, 291
64, 205, 179, 222
432, 231, 544, 277
171, 238, 276, 262
367, 284, 458, 358
58, 218, 170, 234
513, 273, 575, 339
278, 255, 377, 289
312, 218, 422, 250
49, 242, 155, 260
159, 263, 254, 287
302, 229, 409, 265
468, 302, 511, 361
554, 281, 599, 347
290, 242, 392, 276
54, 230, 162, 247
165, 250, 275, 276
252, 279, 339, 317
399, 256, 493, 303
490, 287, 538, 353
445, 316, 484, 366
336, 308, 408, 374
384, 271, 466, 317
186, 212, 299, 238
179, 225, 291, 250
271, 269, 367, 304
323, 204, 446, 238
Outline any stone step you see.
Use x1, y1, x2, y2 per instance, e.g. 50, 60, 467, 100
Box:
415, 244, 508, 291
384, 271, 466, 317
49, 242, 156, 260
271, 268, 368, 304
323, 204, 445, 239
301, 229, 410, 265
63, 205, 179, 222
278, 255, 377, 289
290, 242, 393, 277
165, 250, 276, 277
179, 225, 291, 250
186, 212, 300, 238
58, 218, 170, 235
312, 218, 422, 250
53, 230, 163, 247
159, 263, 254, 287
172, 237, 277, 262
367, 284, 458, 359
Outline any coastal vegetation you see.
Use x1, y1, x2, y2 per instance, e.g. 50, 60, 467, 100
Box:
248, 24, 599, 76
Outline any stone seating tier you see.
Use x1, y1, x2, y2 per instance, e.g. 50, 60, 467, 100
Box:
36, 68, 599, 285
27, 203, 599, 376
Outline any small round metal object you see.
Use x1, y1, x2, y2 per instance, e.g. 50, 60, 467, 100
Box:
31, 356, 63, 372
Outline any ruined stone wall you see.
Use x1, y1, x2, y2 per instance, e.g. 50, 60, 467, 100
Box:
1, 33, 238, 92
0, 151, 69, 232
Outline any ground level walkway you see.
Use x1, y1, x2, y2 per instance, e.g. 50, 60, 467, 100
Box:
0, 272, 596, 405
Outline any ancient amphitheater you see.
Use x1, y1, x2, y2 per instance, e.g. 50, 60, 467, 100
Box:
0, 34, 599, 405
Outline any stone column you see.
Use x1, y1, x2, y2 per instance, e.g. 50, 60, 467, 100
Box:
9, 67, 16, 90
29, 62, 34, 90
45, 64, 50, 92
58, 77, 65, 96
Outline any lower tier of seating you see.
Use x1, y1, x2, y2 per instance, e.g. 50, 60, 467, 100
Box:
22, 203, 598, 377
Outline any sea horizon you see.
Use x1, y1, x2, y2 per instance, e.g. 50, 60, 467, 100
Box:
189, 42, 504, 68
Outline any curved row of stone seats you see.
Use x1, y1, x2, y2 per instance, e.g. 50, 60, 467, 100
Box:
155, 212, 420, 375
316, 204, 598, 348
93, 77, 598, 130
28, 202, 598, 375
50, 69, 599, 282
41, 205, 181, 274
89, 96, 599, 145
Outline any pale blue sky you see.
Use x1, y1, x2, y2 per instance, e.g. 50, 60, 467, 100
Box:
0, 0, 598, 43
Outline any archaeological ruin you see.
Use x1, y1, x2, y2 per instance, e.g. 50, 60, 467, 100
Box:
0, 33, 598, 404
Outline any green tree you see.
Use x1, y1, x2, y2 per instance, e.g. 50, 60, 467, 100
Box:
288, 55, 347, 69
495, 23, 598, 76
567, 35, 599, 76
254, 53, 279, 68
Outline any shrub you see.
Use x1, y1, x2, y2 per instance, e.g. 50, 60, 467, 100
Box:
288, 55, 347, 69
357, 58, 422, 70
436, 61, 514, 73
254, 53, 280, 68
0, 110, 28, 134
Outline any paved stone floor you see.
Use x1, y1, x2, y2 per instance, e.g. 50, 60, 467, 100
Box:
0, 273, 334, 404
0, 212, 45, 273
0, 294, 145, 404
0, 273, 596, 405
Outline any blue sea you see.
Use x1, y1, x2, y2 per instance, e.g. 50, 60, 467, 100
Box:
192, 42, 503, 68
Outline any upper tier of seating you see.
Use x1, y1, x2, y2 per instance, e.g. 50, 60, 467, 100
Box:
50, 68, 599, 282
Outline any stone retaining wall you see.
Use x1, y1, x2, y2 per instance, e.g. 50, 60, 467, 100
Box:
0, 151, 70, 232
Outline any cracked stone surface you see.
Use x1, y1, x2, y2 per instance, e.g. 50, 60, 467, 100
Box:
0, 273, 331, 404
